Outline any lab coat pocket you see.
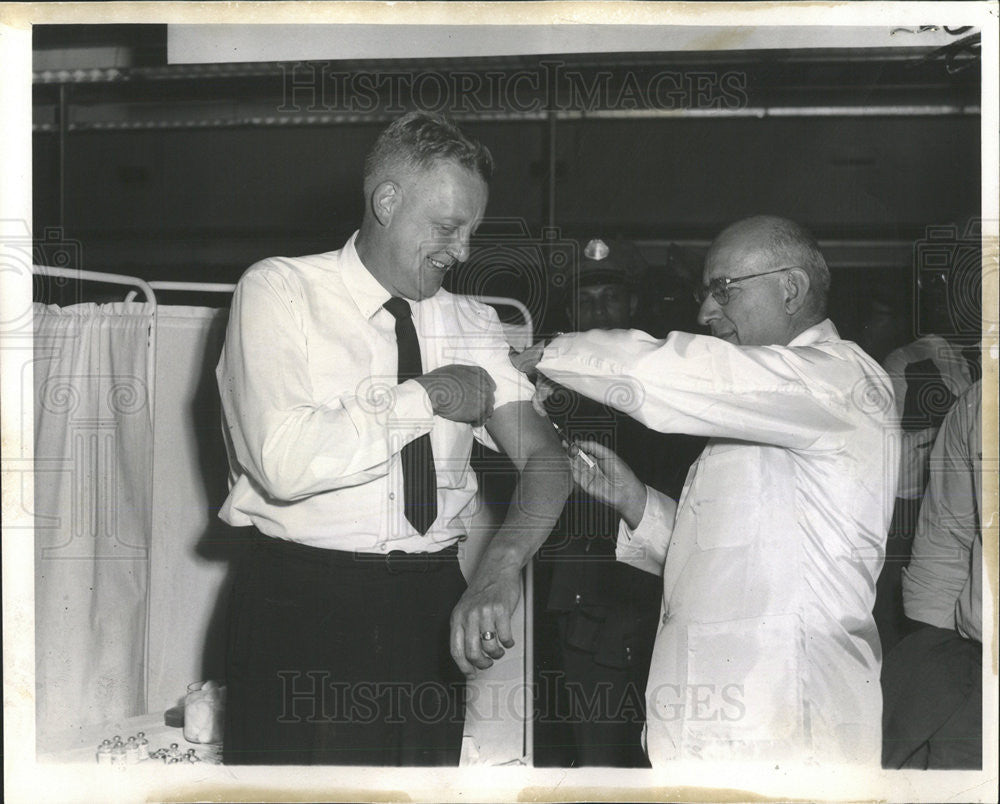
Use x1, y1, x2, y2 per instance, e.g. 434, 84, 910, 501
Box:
683, 613, 805, 760
691, 445, 761, 550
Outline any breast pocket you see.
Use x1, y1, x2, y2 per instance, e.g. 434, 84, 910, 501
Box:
690, 444, 762, 550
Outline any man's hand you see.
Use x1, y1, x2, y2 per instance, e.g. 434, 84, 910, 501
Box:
530, 375, 559, 418
569, 439, 647, 529
449, 564, 520, 676
414, 364, 496, 426
508, 340, 546, 377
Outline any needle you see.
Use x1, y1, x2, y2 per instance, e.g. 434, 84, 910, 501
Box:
550, 421, 597, 469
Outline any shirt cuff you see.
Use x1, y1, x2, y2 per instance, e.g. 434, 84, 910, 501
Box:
616, 485, 676, 575
387, 379, 436, 441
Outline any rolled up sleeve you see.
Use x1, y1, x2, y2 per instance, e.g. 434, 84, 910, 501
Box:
448, 297, 535, 451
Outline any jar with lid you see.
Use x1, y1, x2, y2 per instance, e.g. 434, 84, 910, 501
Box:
183, 680, 226, 744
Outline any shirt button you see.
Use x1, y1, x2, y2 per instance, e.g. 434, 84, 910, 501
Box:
574, 593, 582, 605
378, 543, 388, 552
388, 492, 395, 500
662, 611, 669, 624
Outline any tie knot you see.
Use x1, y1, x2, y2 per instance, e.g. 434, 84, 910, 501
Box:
383, 297, 412, 321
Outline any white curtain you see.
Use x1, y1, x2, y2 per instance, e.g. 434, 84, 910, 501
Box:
146, 306, 231, 713
33, 302, 155, 745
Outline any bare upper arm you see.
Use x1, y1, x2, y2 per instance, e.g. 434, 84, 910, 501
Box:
484, 400, 564, 471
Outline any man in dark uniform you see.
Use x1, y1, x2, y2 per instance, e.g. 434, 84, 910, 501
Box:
533, 237, 704, 766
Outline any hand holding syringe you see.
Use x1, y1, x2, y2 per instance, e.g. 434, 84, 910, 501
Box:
555, 435, 649, 529
550, 420, 597, 468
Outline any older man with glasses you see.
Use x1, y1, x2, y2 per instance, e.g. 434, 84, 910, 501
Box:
516, 215, 899, 765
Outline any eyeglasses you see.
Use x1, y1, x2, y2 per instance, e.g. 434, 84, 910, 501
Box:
694, 267, 796, 306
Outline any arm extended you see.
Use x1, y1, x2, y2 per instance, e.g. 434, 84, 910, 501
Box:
537, 327, 889, 450
449, 400, 571, 675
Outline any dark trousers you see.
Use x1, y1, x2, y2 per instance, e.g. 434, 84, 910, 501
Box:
223, 530, 467, 765
873, 497, 923, 656
553, 613, 652, 768
882, 624, 982, 769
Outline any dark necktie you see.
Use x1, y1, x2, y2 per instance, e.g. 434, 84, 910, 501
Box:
383, 297, 438, 535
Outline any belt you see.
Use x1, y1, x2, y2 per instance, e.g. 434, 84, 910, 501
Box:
253, 531, 460, 575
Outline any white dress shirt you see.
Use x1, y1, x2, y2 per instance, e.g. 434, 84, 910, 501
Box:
217, 232, 533, 553
537, 320, 899, 764
903, 381, 982, 642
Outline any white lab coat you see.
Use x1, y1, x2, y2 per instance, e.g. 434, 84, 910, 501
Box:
538, 320, 898, 764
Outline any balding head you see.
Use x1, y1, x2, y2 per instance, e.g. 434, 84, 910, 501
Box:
709, 216, 830, 317
698, 216, 831, 346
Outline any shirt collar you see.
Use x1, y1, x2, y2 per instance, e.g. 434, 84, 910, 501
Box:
788, 318, 839, 347
339, 231, 393, 320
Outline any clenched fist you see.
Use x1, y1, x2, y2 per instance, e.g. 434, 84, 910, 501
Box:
415, 364, 496, 426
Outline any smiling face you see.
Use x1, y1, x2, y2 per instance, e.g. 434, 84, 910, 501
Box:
697, 239, 792, 346
374, 160, 488, 301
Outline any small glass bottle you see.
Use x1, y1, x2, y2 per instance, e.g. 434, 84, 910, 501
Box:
96, 739, 113, 765
136, 731, 149, 761
125, 736, 140, 765
111, 741, 127, 768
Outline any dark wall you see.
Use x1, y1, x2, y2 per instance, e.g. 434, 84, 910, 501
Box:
33, 112, 980, 351
34, 115, 979, 278
555, 116, 979, 238
33, 120, 550, 279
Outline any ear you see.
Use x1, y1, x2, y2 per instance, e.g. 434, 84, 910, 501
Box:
783, 268, 811, 315
371, 181, 400, 227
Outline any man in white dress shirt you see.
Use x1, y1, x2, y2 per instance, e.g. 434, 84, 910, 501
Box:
882, 380, 982, 768
522, 216, 899, 764
217, 112, 569, 765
